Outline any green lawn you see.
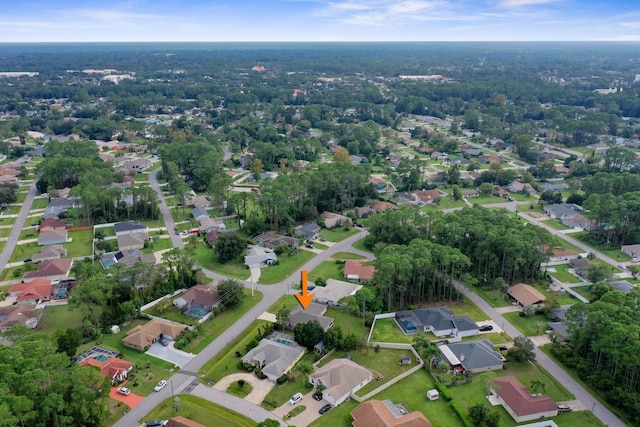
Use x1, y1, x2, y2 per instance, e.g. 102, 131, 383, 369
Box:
35, 304, 84, 335
319, 227, 359, 242
139, 218, 166, 229
542, 219, 573, 230
31, 198, 49, 209
1, 205, 21, 214
65, 229, 94, 257
0, 263, 38, 280
0, 227, 12, 238
572, 285, 593, 300
258, 250, 315, 284
15, 192, 27, 203
198, 320, 272, 382
19, 228, 38, 240
548, 263, 582, 284
97, 226, 116, 238
140, 394, 255, 427
503, 312, 550, 336
187, 243, 250, 280
326, 306, 369, 343
471, 287, 512, 307
472, 195, 511, 205
10, 242, 43, 262
446, 297, 491, 321
141, 236, 173, 254
351, 239, 372, 253
308, 261, 344, 283
331, 252, 367, 260
571, 231, 631, 262
369, 317, 414, 344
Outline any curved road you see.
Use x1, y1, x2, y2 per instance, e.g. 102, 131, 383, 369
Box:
0, 181, 37, 270
119, 168, 624, 427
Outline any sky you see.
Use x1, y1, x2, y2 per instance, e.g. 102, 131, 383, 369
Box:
1, 0, 640, 43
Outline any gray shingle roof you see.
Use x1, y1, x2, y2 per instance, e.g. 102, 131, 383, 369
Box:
440, 339, 503, 371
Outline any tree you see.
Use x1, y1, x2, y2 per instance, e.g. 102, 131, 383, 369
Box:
293, 321, 325, 351
276, 306, 291, 331
507, 336, 536, 363
215, 232, 248, 263
468, 403, 490, 425
333, 146, 351, 164
217, 279, 245, 309
522, 304, 536, 318
56, 327, 83, 358
530, 378, 546, 395
587, 261, 612, 284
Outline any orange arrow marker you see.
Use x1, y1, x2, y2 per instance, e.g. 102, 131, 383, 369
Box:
295, 269, 315, 309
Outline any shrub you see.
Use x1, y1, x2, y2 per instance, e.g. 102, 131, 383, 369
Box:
255, 370, 267, 380
450, 401, 474, 427
276, 375, 288, 385
434, 381, 452, 401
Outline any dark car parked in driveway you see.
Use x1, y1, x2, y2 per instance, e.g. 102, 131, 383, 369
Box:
312, 393, 323, 401
479, 324, 493, 332
319, 404, 332, 414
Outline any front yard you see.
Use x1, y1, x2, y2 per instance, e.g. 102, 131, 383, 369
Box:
547, 263, 582, 284
258, 249, 315, 284
319, 227, 359, 242
503, 312, 550, 336
141, 394, 255, 427
307, 261, 345, 283
187, 243, 250, 280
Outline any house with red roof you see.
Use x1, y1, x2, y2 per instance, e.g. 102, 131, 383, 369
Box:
344, 259, 376, 282
8, 278, 52, 304
413, 189, 441, 205
491, 376, 558, 422
80, 357, 133, 383
23, 258, 73, 282
38, 218, 67, 233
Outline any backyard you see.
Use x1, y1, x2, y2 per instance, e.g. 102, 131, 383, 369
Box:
307, 260, 345, 283
503, 311, 550, 336
36, 304, 84, 335
547, 263, 582, 284
140, 394, 255, 427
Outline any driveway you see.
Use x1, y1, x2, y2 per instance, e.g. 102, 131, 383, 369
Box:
146, 341, 195, 367
213, 372, 274, 405
272, 391, 327, 427
110, 383, 146, 409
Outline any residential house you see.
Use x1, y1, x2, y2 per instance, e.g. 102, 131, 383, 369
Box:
120, 157, 152, 172
255, 233, 299, 250
100, 249, 156, 269
461, 189, 480, 198
540, 245, 578, 262
309, 358, 373, 406
241, 338, 306, 381
173, 284, 220, 316
570, 258, 589, 278
462, 148, 483, 157
80, 356, 133, 383
43, 197, 76, 219
244, 245, 277, 268
295, 222, 321, 240
166, 416, 207, 427
540, 182, 568, 192
191, 207, 210, 222
369, 177, 394, 195
186, 195, 212, 209
37, 229, 68, 246
413, 189, 441, 205
38, 218, 66, 233
562, 213, 594, 230
491, 376, 558, 423
621, 244, 640, 259
438, 339, 504, 374
344, 259, 376, 282
0, 304, 39, 332
198, 217, 225, 234
507, 181, 537, 195
395, 307, 479, 337
122, 318, 188, 351
8, 278, 52, 304
31, 245, 67, 263
507, 283, 546, 308
351, 399, 433, 427
555, 165, 570, 176
23, 258, 73, 282
288, 302, 334, 332
478, 155, 502, 165
0, 175, 18, 184
312, 279, 362, 306
0, 167, 21, 177
320, 211, 351, 229
368, 201, 396, 212
430, 151, 447, 161
116, 232, 149, 251
543, 203, 581, 220
114, 221, 148, 236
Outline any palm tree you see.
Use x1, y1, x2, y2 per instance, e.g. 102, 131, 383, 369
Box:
530, 378, 546, 396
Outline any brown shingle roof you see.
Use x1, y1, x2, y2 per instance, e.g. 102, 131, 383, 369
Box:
351, 400, 433, 427
122, 318, 187, 351
508, 283, 546, 306
23, 258, 73, 280
175, 285, 220, 308
166, 416, 207, 427
493, 376, 557, 417
344, 259, 376, 281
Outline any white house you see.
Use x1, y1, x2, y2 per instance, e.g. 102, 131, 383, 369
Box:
309, 358, 372, 406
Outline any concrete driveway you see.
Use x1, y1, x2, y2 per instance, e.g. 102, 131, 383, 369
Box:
272, 391, 327, 427
213, 372, 274, 405
146, 341, 194, 367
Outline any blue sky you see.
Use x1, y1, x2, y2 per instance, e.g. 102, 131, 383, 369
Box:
1, 0, 640, 42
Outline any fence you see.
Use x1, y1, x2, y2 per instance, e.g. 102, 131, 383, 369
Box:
367, 312, 396, 342
351, 342, 424, 402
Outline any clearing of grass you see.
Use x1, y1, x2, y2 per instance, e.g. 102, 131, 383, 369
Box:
187, 243, 250, 280
542, 218, 573, 230
503, 312, 550, 336
331, 252, 367, 260
141, 394, 255, 427
141, 236, 173, 254
307, 261, 344, 283
571, 231, 631, 262
30, 198, 49, 209
319, 227, 359, 242
258, 250, 315, 284
35, 304, 84, 335
469, 286, 512, 307
572, 285, 592, 300
369, 317, 414, 344
547, 263, 582, 284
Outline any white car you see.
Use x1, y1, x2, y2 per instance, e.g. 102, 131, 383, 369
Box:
117, 386, 131, 396
289, 392, 303, 405
154, 380, 167, 392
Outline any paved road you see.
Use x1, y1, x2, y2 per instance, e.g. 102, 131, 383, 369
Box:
455, 281, 625, 427
0, 181, 37, 271
116, 170, 371, 427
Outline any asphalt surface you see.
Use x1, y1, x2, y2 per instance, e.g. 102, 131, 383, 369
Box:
0, 181, 37, 271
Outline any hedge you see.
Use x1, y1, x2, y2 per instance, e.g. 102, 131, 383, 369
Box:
434, 380, 453, 401
450, 400, 474, 427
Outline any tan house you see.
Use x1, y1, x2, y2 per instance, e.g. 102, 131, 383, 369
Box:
351, 399, 433, 427
0, 303, 39, 332
38, 218, 66, 233
31, 245, 68, 263
241, 338, 306, 381
320, 211, 352, 229
344, 259, 376, 281
492, 376, 558, 423
507, 283, 546, 307
288, 302, 334, 332
23, 258, 73, 282
122, 318, 188, 351
310, 358, 372, 406
116, 232, 149, 251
